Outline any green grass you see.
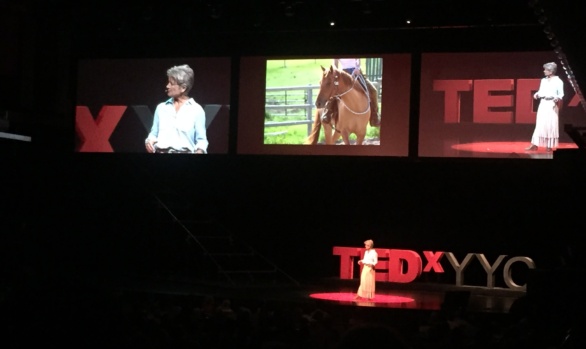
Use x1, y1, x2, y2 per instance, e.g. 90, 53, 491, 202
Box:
264, 125, 310, 144
263, 124, 380, 144
266, 59, 332, 87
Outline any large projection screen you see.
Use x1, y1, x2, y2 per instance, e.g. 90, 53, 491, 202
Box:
237, 54, 411, 156
75, 57, 231, 154
419, 51, 585, 159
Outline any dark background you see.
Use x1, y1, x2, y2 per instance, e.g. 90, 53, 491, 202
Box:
2, 0, 586, 290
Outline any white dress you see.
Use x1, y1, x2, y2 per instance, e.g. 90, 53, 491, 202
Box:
356, 249, 378, 299
530, 76, 564, 149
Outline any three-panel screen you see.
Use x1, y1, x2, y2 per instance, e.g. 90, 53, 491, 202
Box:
75, 52, 585, 158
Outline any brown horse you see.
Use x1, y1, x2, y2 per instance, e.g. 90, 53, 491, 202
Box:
305, 65, 370, 145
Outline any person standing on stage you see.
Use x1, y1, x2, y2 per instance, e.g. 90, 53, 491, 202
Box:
145, 64, 208, 154
525, 62, 564, 152
355, 239, 378, 300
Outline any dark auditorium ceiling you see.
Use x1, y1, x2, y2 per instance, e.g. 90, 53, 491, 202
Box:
3, 1, 572, 48
1, 1, 541, 37
4, 1, 580, 37
59, 1, 551, 56
64, 0, 539, 35
3, 0, 585, 85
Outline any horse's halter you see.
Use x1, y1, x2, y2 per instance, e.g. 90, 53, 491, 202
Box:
328, 71, 354, 98
327, 70, 370, 115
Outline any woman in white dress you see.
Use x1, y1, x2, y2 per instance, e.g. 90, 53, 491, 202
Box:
526, 62, 564, 152
355, 239, 378, 300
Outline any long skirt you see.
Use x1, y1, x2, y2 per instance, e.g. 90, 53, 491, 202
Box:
356, 265, 376, 299
530, 99, 559, 149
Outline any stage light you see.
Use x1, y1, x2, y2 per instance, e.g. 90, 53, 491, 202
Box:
284, 5, 294, 17
362, 3, 372, 15
534, 6, 545, 15
528, 0, 540, 8
207, 4, 222, 20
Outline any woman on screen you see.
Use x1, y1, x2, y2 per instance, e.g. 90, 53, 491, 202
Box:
145, 64, 208, 154
525, 62, 564, 152
355, 239, 378, 301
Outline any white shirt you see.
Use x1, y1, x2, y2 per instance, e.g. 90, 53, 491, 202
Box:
536, 75, 564, 100
336, 58, 360, 70
362, 249, 378, 267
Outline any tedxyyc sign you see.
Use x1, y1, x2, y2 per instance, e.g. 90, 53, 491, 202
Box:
334, 246, 535, 291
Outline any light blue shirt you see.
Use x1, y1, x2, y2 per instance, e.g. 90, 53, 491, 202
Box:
147, 97, 208, 153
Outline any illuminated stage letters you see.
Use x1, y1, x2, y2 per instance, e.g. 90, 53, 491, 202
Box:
433, 78, 543, 124
333, 246, 535, 291
75, 105, 127, 152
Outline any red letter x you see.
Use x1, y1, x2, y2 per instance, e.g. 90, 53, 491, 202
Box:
422, 251, 445, 272
75, 105, 127, 152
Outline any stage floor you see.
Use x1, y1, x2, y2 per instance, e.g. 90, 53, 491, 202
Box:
104, 275, 525, 315
450, 141, 578, 159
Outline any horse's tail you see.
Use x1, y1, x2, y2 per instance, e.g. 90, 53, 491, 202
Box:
305, 108, 322, 145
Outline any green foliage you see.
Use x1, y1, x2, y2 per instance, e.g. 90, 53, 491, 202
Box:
367, 124, 380, 139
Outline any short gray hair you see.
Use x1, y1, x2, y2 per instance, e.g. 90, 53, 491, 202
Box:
167, 64, 194, 93
543, 62, 557, 73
